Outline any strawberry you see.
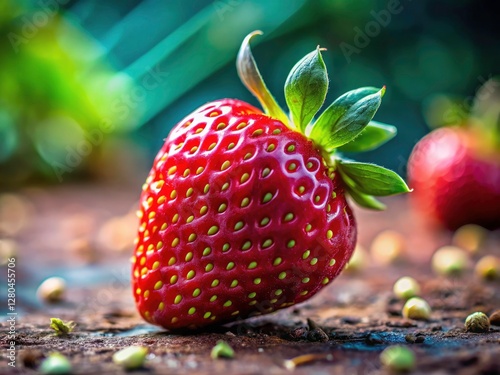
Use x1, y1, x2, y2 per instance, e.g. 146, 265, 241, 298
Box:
132, 31, 409, 330
408, 79, 500, 230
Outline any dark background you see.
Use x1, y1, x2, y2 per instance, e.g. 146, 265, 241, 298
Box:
1, 0, 498, 187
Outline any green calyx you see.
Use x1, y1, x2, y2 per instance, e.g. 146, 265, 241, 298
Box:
236, 31, 410, 210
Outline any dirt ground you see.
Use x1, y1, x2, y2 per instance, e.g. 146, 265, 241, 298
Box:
1, 184, 499, 374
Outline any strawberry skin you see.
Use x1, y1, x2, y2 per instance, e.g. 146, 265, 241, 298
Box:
131, 32, 409, 330
408, 127, 500, 230
132, 99, 356, 329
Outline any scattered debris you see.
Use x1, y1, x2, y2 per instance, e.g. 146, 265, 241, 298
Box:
405, 333, 425, 344
283, 353, 333, 370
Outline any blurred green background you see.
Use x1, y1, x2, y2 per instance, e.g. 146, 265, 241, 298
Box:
1, 0, 498, 187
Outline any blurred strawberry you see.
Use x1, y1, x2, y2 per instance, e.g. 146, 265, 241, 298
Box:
408, 78, 500, 230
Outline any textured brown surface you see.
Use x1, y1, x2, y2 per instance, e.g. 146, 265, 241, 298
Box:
1, 184, 499, 374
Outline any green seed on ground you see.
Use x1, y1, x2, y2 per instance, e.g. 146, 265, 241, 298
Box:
465, 312, 490, 333
452, 224, 488, 253
39, 352, 72, 375
210, 340, 234, 359
37, 277, 66, 303
393, 276, 421, 300
474, 255, 500, 281
402, 297, 431, 320
431, 246, 469, 276
380, 345, 416, 372
112, 346, 148, 370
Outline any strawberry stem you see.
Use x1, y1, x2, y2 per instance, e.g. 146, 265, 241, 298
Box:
237, 32, 410, 210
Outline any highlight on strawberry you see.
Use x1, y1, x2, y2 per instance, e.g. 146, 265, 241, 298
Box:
132, 31, 410, 330
408, 78, 500, 230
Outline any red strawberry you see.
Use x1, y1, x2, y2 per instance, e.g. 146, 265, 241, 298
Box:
132, 31, 409, 330
408, 79, 500, 230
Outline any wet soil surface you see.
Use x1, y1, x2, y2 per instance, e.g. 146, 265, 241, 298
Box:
1, 184, 499, 374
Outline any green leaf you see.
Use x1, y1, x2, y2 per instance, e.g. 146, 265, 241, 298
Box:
284, 46, 328, 132
343, 183, 386, 210
309, 87, 385, 152
338, 168, 386, 210
237, 31, 289, 126
337, 160, 410, 196
338, 121, 397, 153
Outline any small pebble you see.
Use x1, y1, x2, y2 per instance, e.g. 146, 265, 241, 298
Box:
489, 310, 500, 326
39, 353, 71, 375
366, 333, 384, 345
37, 277, 66, 303
431, 246, 469, 276
289, 327, 308, 340
453, 224, 487, 253
402, 297, 432, 320
393, 276, 421, 300
405, 333, 425, 344
464, 312, 490, 333
474, 255, 500, 281
380, 345, 416, 372
112, 346, 148, 370
306, 318, 329, 342
370, 230, 405, 265
20, 349, 43, 369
